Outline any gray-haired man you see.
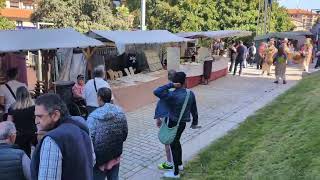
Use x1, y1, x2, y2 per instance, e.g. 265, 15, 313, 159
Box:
30, 93, 94, 180
84, 65, 112, 114
0, 121, 31, 180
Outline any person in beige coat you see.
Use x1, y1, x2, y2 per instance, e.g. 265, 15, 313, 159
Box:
301, 38, 313, 73
262, 39, 278, 76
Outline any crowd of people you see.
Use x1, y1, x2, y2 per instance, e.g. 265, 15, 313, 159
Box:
0, 63, 199, 179
228, 37, 317, 84
0, 37, 318, 179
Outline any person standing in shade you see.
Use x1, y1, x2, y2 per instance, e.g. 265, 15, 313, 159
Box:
154, 70, 176, 170
301, 38, 313, 73
314, 50, 320, 69
31, 94, 94, 180
233, 41, 247, 76
228, 42, 237, 72
0, 121, 31, 180
273, 47, 288, 84
0, 68, 26, 121
248, 42, 257, 66
87, 87, 128, 180
154, 72, 199, 179
84, 65, 112, 114
257, 42, 267, 70
7, 86, 36, 157
72, 74, 85, 100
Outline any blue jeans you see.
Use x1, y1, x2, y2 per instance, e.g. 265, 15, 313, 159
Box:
93, 164, 120, 180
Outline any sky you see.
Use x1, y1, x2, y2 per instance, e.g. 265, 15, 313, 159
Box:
279, 0, 320, 10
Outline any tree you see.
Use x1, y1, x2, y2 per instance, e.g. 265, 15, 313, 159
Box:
0, 0, 16, 30
127, 0, 294, 33
31, 0, 134, 32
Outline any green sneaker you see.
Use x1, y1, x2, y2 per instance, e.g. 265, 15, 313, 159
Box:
158, 162, 173, 170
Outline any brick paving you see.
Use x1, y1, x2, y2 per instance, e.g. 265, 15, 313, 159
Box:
119, 64, 314, 179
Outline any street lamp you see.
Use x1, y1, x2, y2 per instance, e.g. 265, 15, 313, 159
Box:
141, 0, 146, 30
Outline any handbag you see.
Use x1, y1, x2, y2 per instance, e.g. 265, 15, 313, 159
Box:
158, 90, 190, 145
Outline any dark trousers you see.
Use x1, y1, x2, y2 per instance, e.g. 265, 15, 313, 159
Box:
168, 120, 186, 175
86, 106, 97, 116
229, 57, 236, 72
257, 56, 263, 69
16, 133, 36, 157
247, 54, 255, 65
233, 59, 244, 75
315, 57, 320, 68
93, 164, 120, 180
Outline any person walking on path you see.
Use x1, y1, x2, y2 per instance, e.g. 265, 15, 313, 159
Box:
247, 42, 257, 66
7, 86, 36, 157
314, 50, 320, 69
262, 39, 278, 76
273, 47, 288, 84
228, 42, 237, 72
84, 65, 112, 114
87, 87, 128, 180
31, 94, 94, 180
154, 70, 176, 170
0, 121, 31, 180
257, 42, 267, 69
301, 38, 313, 73
233, 41, 247, 76
154, 72, 199, 179
0, 68, 26, 121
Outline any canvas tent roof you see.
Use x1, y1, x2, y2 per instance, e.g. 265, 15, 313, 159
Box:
0, 28, 104, 53
87, 30, 193, 54
254, 31, 313, 41
176, 30, 252, 39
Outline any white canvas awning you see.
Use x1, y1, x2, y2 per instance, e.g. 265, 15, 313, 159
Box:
176, 30, 252, 39
254, 31, 313, 41
0, 28, 104, 53
87, 30, 193, 54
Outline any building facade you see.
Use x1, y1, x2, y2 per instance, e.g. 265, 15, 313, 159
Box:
288, 9, 320, 31
1, 0, 36, 29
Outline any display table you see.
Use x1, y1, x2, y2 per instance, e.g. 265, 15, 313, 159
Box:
111, 70, 167, 112
180, 56, 228, 88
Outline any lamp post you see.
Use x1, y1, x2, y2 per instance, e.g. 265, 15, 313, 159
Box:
141, 0, 146, 30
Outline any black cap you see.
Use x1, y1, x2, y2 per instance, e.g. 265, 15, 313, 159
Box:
172, 72, 186, 85
77, 74, 84, 79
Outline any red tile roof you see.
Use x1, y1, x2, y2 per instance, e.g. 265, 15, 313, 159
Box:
288, 9, 319, 16
0, 8, 33, 19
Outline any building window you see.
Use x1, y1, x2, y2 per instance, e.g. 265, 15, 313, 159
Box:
24, 5, 33, 9
16, 21, 23, 27
10, 1, 19, 8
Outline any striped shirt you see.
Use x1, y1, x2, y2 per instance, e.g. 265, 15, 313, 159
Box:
38, 137, 62, 180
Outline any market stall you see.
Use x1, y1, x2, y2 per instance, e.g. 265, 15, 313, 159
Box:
0, 28, 103, 99
254, 31, 313, 49
176, 30, 252, 88
87, 30, 192, 111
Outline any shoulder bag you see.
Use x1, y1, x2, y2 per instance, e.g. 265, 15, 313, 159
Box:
158, 90, 190, 145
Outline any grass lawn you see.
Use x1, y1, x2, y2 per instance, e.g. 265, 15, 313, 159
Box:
182, 72, 320, 180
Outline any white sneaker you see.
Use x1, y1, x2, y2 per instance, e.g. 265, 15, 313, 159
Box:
178, 165, 184, 171
163, 171, 180, 178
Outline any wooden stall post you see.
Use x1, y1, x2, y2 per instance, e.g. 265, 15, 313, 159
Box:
83, 47, 96, 80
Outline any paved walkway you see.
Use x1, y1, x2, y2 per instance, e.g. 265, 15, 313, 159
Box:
119, 62, 317, 180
